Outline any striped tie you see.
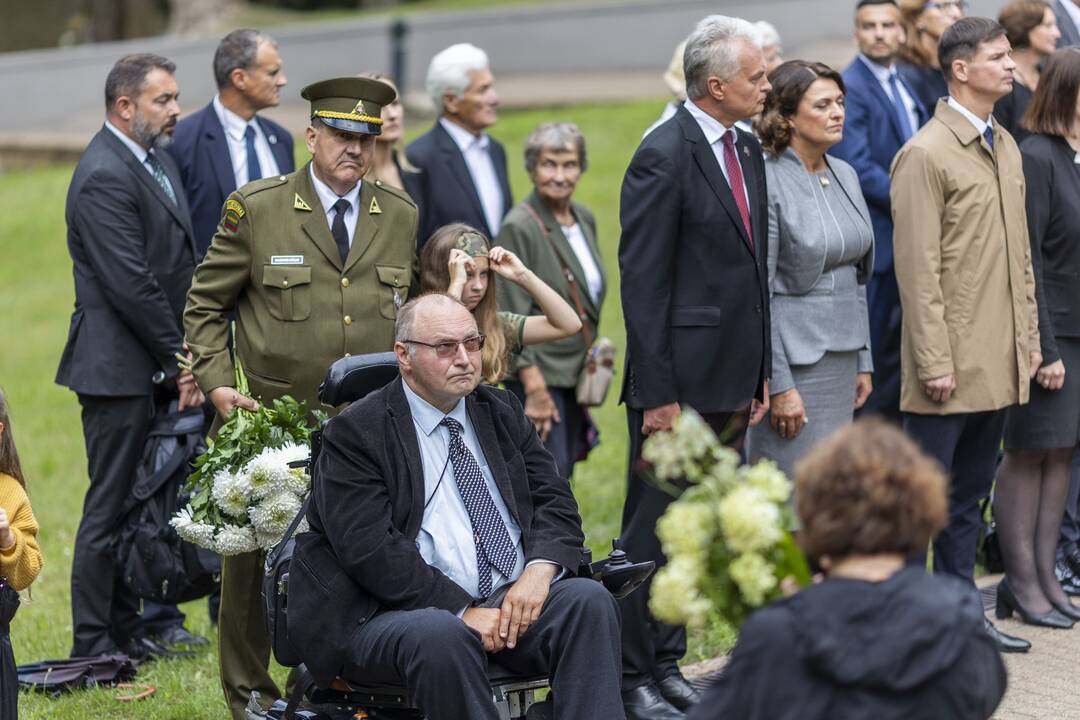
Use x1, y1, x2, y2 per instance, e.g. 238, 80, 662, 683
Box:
145, 153, 177, 206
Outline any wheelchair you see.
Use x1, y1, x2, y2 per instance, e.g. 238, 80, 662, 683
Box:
261, 352, 655, 720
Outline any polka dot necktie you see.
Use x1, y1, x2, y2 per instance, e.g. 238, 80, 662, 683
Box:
441, 417, 516, 598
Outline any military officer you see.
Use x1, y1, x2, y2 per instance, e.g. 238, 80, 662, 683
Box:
184, 76, 419, 720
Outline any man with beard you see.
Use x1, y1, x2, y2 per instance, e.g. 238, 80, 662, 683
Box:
57, 53, 203, 658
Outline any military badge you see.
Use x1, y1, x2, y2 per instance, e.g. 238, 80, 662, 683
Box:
225, 199, 245, 218
369, 197, 382, 215
294, 193, 312, 212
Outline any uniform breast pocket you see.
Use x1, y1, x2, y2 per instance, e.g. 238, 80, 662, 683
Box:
376, 264, 409, 320
262, 265, 312, 322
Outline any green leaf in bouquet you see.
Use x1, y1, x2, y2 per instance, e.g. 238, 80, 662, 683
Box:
774, 531, 812, 588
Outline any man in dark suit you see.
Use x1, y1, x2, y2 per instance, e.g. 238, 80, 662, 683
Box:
1053, 0, 1080, 47
406, 43, 512, 248
289, 293, 622, 719
57, 53, 204, 658
617, 15, 772, 720
167, 29, 293, 259
831, 0, 929, 422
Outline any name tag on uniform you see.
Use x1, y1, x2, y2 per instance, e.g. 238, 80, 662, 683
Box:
271, 255, 304, 265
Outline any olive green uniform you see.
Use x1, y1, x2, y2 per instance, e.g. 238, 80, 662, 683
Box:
184, 162, 418, 719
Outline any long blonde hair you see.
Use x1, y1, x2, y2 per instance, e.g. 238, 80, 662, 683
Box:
0, 388, 26, 488
419, 224, 507, 383
362, 72, 420, 175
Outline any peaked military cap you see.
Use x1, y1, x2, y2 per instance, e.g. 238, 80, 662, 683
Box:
301, 76, 396, 136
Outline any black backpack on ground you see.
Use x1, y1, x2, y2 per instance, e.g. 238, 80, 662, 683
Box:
116, 400, 220, 604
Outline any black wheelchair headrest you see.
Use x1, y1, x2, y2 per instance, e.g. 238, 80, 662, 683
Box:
319, 352, 400, 407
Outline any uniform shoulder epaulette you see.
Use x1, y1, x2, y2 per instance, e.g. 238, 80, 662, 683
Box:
238, 173, 293, 199
371, 179, 417, 209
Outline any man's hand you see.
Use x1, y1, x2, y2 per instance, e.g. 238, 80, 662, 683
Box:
524, 389, 560, 442
499, 563, 557, 649
749, 378, 770, 427
922, 374, 957, 404
854, 372, 873, 410
0, 509, 14, 551
769, 387, 806, 439
462, 607, 505, 653
643, 402, 681, 436
176, 370, 205, 411
1030, 351, 1045, 379
209, 386, 260, 419
1036, 359, 1065, 391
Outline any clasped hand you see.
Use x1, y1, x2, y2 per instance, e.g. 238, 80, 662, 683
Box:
461, 563, 556, 652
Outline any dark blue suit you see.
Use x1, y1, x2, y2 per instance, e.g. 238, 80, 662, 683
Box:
166, 101, 294, 259
831, 57, 928, 420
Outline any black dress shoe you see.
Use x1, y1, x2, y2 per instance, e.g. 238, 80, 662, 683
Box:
996, 579, 1074, 629
623, 683, 686, 720
1055, 559, 1080, 596
121, 636, 195, 661
1051, 598, 1080, 622
155, 624, 210, 648
656, 672, 701, 711
983, 617, 1031, 653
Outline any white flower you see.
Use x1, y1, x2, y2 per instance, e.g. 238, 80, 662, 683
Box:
249, 489, 303, 538
729, 552, 777, 606
170, 506, 216, 549
649, 555, 709, 626
717, 485, 782, 554
211, 470, 252, 518
214, 524, 258, 555
246, 447, 295, 500
740, 460, 791, 504
642, 431, 683, 481
656, 501, 715, 559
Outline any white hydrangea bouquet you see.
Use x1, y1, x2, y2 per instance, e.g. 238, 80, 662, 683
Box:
170, 360, 325, 555
644, 410, 811, 629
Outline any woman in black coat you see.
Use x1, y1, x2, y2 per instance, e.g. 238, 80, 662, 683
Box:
688, 420, 1006, 720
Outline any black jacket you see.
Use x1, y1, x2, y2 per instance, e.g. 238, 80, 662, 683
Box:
289, 378, 584, 687
166, 101, 295, 259
687, 567, 1006, 720
56, 127, 196, 397
618, 105, 770, 413
405, 121, 512, 247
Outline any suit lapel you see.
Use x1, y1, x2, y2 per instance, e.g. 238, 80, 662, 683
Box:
201, 104, 238, 199
343, 181, 381, 272
257, 116, 294, 174
159, 151, 196, 255
295, 164, 344, 270
854, 60, 908, 142
102, 130, 194, 243
435, 123, 490, 235
387, 380, 427, 538
467, 394, 520, 527
492, 141, 513, 217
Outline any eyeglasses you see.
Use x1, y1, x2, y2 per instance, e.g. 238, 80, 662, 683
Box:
923, 0, 967, 13
402, 335, 486, 358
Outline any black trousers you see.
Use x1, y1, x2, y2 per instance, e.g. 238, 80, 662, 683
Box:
903, 409, 1006, 581
859, 269, 903, 422
506, 382, 585, 480
1058, 454, 1080, 558
618, 408, 743, 690
71, 394, 152, 656
342, 578, 622, 720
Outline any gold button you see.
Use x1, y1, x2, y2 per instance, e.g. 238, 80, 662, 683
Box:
282, 280, 289, 287
344, 315, 352, 325
375, 179, 382, 186
341, 277, 350, 288
279, 176, 286, 181
344, 352, 351, 357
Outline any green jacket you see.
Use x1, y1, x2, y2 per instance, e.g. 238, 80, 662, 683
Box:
495, 190, 606, 388
184, 162, 419, 413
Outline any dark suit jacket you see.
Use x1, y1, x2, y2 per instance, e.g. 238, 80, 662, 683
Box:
618, 104, 770, 414
405, 121, 512, 247
831, 58, 929, 273
897, 62, 948, 118
1054, 0, 1080, 47
56, 126, 196, 397
289, 378, 584, 687
166, 101, 294, 259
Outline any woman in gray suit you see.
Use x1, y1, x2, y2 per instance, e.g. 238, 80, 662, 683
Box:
747, 60, 875, 479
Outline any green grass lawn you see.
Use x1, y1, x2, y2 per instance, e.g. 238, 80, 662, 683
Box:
0, 97, 732, 719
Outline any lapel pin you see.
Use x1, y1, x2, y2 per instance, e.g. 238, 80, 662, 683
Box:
742, 145, 749, 157
268, 134, 277, 144
293, 193, 312, 211
369, 197, 382, 215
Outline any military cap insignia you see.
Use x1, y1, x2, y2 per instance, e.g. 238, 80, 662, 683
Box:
294, 193, 312, 212
353, 99, 367, 116
369, 197, 382, 215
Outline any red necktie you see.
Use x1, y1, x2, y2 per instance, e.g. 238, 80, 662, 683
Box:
722, 132, 753, 249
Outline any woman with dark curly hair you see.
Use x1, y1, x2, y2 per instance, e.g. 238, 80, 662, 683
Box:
688, 419, 1007, 720
746, 60, 874, 480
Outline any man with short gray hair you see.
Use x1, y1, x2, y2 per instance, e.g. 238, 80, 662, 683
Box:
617, 14, 772, 719
406, 43, 512, 248
167, 28, 294, 259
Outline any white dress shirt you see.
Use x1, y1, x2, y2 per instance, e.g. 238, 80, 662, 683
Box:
947, 96, 994, 136
309, 165, 361, 247
104, 120, 175, 194
213, 95, 280, 190
439, 117, 505, 235
404, 381, 526, 600
560, 222, 603, 302
857, 54, 921, 135
683, 99, 751, 209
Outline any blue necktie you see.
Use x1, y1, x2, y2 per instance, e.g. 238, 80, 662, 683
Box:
983, 126, 994, 151
887, 73, 914, 142
244, 124, 263, 184
441, 417, 517, 598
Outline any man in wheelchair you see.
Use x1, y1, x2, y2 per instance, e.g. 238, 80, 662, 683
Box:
288, 293, 624, 719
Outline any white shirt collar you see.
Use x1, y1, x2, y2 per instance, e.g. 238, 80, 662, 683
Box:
308, 164, 361, 215
857, 53, 898, 84
104, 120, 149, 164
1061, 0, 1080, 32
946, 96, 993, 135
402, 377, 467, 437
440, 117, 490, 152
683, 98, 737, 146
213, 94, 257, 144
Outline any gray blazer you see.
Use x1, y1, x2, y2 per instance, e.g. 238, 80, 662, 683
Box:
766, 148, 874, 393
1054, 0, 1080, 47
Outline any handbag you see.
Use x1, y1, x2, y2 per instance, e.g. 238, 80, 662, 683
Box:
518, 202, 616, 407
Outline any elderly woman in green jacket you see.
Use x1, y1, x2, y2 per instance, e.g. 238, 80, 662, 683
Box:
496, 122, 606, 480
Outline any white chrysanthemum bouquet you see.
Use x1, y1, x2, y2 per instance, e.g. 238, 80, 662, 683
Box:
644, 410, 810, 629
170, 358, 324, 555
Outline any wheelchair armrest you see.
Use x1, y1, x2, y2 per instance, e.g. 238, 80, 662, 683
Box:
578, 539, 655, 600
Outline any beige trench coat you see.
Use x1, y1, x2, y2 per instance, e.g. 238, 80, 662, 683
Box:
890, 99, 1039, 415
